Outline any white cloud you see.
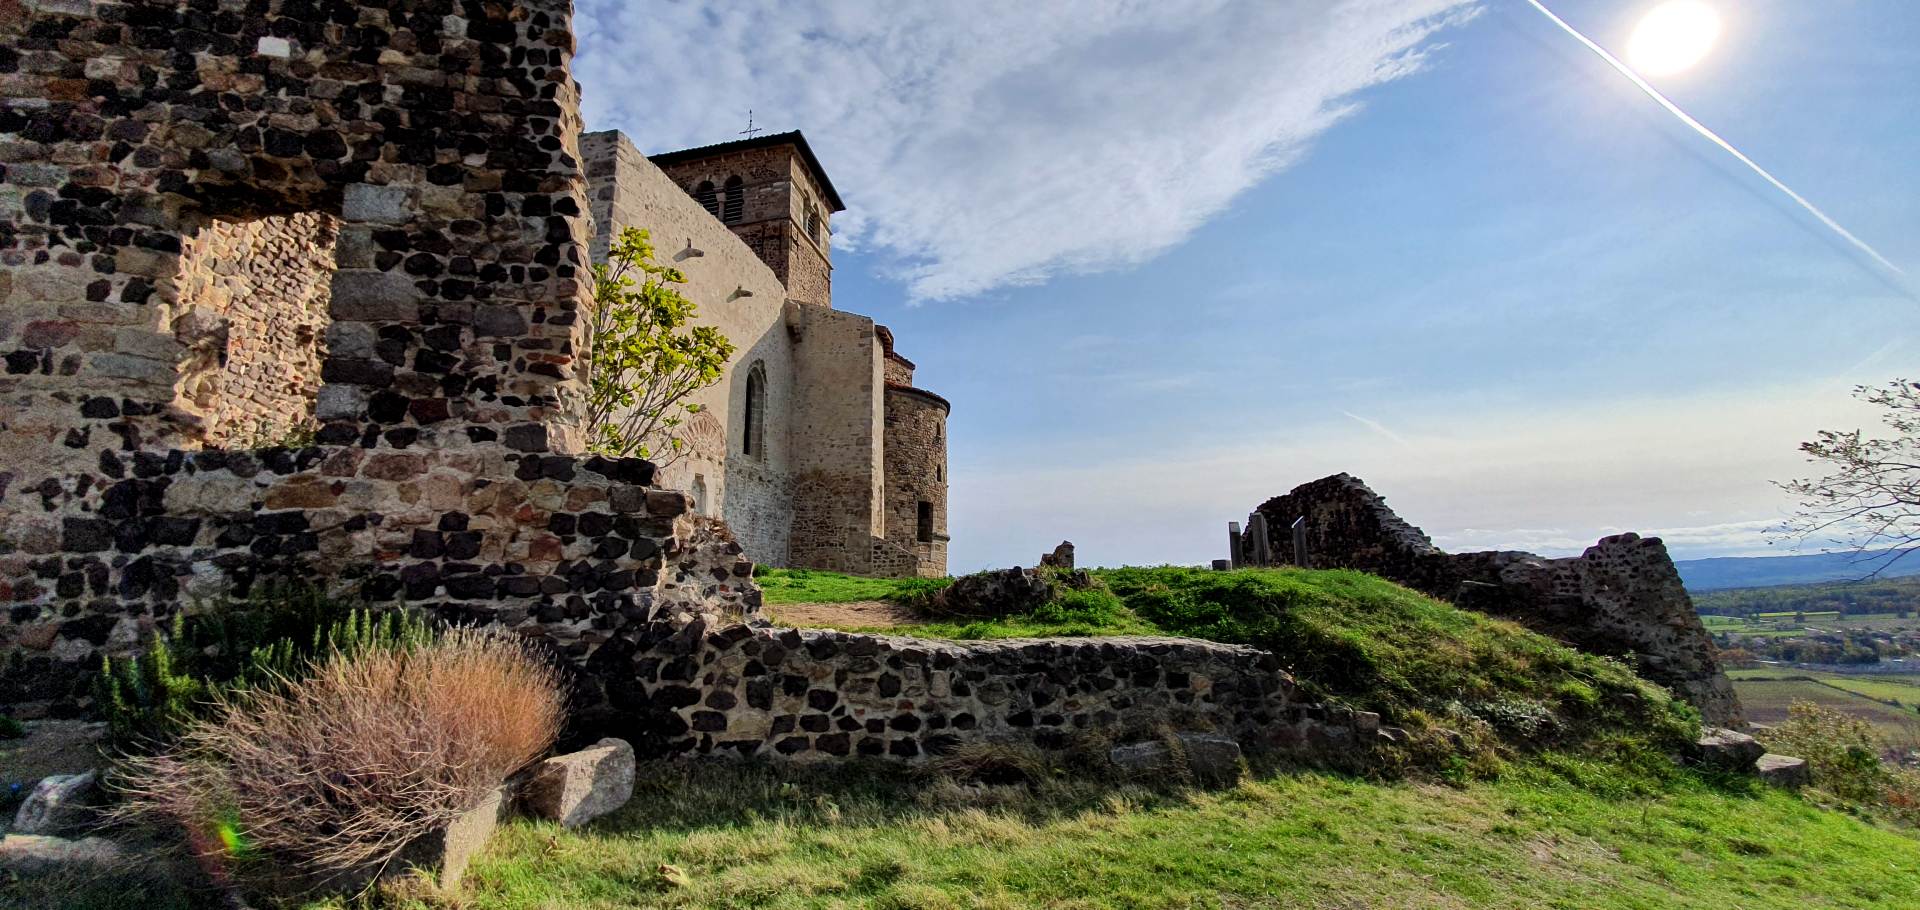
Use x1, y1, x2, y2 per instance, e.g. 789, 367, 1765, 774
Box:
573, 0, 1478, 300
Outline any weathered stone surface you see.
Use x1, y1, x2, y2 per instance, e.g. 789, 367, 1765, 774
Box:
928, 567, 1052, 618
1241, 474, 1743, 726
1693, 728, 1765, 772
1755, 753, 1810, 788
0, 834, 127, 874
521, 738, 636, 829
1110, 733, 1244, 785
10, 770, 97, 836
333, 786, 504, 894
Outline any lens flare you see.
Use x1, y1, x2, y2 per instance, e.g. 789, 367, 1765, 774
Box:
1627, 1, 1721, 76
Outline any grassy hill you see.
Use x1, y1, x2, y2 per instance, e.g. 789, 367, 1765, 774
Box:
21, 566, 1920, 910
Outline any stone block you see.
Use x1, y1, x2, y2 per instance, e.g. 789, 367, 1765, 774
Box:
1110, 733, 1243, 786
520, 738, 636, 828
10, 770, 98, 836
1755, 753, 1810, 789
1692, 727, 1764, 772
0, 835, 126, 874
341, 184, 412, 224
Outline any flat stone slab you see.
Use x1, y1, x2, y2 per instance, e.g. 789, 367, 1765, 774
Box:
1111, 733, 1244, 786
0, 834, 127, 874
522, 738, 636, 828
1755, 753, 1810, 789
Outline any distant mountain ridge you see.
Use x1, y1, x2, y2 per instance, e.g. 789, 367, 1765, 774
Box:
1675, 548, 1920, 592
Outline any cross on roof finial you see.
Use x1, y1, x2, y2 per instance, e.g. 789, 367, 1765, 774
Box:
740, 110, 762, 138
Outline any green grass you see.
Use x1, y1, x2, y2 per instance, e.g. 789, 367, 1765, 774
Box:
754, 568, 950, 606
19, 759, 1920, 910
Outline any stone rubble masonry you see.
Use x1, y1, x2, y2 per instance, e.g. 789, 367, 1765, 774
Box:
0, 1, 1365, 771
0, 0, 764, 712
1242, 474, 1744, 726
580, 620, 1380, 764
174, 212, 337, 447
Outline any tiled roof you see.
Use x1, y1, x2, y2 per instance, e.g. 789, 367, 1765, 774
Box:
647, 130, 845, 212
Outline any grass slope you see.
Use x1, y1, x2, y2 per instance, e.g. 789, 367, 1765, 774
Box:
23, 760, 1919, 910
754, 568, 948, 606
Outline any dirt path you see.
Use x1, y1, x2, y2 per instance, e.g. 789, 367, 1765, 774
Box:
766, 600, 923, 630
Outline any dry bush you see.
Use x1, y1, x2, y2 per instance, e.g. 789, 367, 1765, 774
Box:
112, 627, 563, 885
1763, 700, 1920, 826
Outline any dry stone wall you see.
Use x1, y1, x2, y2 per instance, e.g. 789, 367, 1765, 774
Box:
579, 619, 1380, 763
1244, 474, 1743, 725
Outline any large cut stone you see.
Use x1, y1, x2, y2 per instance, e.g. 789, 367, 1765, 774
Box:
333, 786, 505, 893
10, 770, 97, 836
1692, 728, 1765, 771
521, 738, 636, 828
1110, 733, 1243, 786
0, 834, 126, 874
1755, 753, 1810, 789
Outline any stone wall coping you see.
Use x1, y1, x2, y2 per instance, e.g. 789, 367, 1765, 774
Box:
740, 623, 1283, 665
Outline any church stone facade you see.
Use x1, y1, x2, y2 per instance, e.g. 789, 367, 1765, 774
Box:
581, 130, 949, 578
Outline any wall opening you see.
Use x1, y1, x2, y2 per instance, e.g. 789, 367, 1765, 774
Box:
721, 176, 744, 224
171, 211, 339, 448
917, 501, 934, 543
694, 180, 719, 219
693, 473, 710, 516
742, 360, 767, 458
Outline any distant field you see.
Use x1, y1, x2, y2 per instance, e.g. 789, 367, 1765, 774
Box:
1732, 669, 1920, 750
1701, 611, 1919, 635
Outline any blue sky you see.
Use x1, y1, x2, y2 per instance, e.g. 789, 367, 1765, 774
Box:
574, 1, 1919, 570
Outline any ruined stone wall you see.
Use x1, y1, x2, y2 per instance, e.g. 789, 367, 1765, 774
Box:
883, 386, 949, 577
174, 213, 337, 447
580, 131, 797, 566
1245, 474, 1742, 725
0, 0, 649, 712
582, 620, 1381, 763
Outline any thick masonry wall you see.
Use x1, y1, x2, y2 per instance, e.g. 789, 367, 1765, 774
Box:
583, 621, 1379, 762
1245, 474, 1743, 725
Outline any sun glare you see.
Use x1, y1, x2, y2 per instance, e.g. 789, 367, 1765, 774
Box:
1627, 1, 1721, 76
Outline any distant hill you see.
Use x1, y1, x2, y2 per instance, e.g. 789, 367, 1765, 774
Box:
1676, 548, 1920, 592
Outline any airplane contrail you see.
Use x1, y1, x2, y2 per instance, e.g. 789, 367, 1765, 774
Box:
1524, 0, 1907, 279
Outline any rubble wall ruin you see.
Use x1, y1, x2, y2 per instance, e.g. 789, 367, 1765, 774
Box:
0, 1, 1378, 770
1242, 474, 1743, 726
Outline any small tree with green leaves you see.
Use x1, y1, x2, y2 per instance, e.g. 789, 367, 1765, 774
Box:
581, 227, 735, 465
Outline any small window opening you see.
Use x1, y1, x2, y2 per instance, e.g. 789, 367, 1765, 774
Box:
721, 176, 744, 224
742, 361, 766, 458
694, 180, 719, 219
917, 501, 934, 543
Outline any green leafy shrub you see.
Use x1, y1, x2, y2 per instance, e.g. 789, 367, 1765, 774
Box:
95, 583, 434, 753
1763, 700, 1920, 824
0, 714, 23, 739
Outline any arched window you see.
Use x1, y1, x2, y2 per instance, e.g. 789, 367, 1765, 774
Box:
917, 501, 934, 543
804, 201, 821, 246
693, 180, 718, 219
742, 360, 766, 458
721, 176, 744, 224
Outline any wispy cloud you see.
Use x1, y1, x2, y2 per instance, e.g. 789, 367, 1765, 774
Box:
574, 1, 1478, 300
1341, 410, 1413, 448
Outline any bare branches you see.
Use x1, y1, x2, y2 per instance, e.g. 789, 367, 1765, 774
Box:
1779, 378, 1920, 575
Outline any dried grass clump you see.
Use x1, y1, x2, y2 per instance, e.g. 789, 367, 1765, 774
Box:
113, 628, 563, 882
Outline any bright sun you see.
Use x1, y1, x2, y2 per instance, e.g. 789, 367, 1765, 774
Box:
1627, 1, 1722, 76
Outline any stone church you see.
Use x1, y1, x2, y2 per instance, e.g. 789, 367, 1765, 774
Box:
581, 130, 950, 578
